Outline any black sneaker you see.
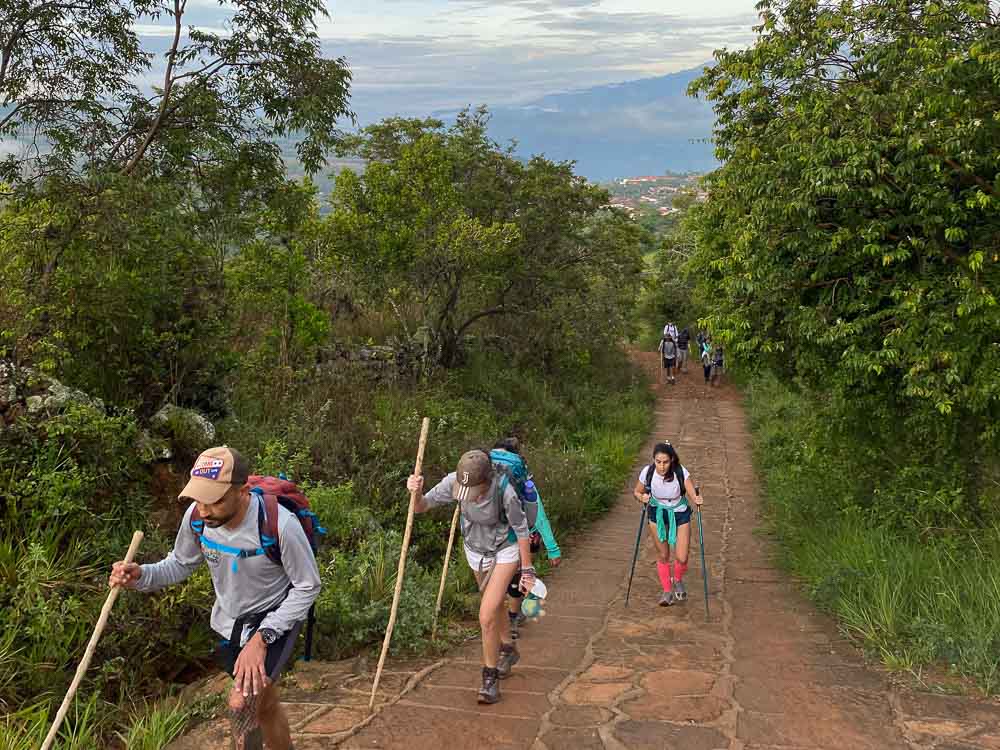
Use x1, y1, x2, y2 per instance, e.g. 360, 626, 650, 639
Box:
478, 666, 501, 704
497, 643, 520, 679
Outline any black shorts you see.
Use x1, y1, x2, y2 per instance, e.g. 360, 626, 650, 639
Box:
646, 504, 692, 527
662, 357, 676, 369
215, 610, 302, 682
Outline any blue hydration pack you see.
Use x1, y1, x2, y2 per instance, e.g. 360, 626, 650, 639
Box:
490, 448, 538, 528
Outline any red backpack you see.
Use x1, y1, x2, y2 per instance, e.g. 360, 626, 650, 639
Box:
189, 473, 325, 659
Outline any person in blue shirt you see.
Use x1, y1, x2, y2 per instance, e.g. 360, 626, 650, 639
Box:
492, 438, 562, 640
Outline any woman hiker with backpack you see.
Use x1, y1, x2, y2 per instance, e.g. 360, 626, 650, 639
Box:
491, 438, 562, 641
407, 449, 534, 704
633, 442, 703, 606
108, 447, 322, 750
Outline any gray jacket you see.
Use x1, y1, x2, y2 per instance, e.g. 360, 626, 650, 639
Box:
135, 497, 321, 639
424, 472, 530, 555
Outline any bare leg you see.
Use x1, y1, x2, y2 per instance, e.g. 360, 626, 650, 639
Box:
476, 561, 519, 666
646, 523, 671, 566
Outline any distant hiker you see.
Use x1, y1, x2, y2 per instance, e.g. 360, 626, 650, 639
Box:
677, 328, 690, 373
711, 345, 725, 386
701, 340, 713, 385
659, 334, 678, 384
662, 321, 679, 341
407, 449, 534, 704
109, 447, 321, 750
633, 442, 703, 606
696, 330, 707, 350
491, 438, 561, 641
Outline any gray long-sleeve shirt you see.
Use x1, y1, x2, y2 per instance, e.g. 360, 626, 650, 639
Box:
135, 497, 322, 640
423, 472, 530, 556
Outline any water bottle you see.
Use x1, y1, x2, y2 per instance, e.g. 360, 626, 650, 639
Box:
523, 479, 538, 503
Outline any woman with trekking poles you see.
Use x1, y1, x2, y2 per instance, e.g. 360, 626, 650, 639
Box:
633, 442, 703, 606
407, 449, 534, 704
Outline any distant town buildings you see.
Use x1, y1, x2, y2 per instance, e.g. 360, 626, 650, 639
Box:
603, 172, 704, 224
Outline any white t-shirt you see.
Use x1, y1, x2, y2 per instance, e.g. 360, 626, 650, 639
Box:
663, 323, 678, 340
639, 464, 689, 511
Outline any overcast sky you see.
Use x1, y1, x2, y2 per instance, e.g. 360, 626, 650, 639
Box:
141, 0, 761, 123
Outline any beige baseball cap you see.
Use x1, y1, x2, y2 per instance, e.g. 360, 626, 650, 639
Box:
452, 450, 493, 502
180, 446, 250, 505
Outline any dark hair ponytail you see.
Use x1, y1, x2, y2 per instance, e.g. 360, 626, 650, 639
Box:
652, 442, 680, 481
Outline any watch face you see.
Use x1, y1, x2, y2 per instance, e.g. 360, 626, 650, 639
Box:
259, 628, 277, 645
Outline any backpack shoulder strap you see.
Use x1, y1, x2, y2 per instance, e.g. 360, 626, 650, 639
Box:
643, 465, 655, 494
676, 466, 686, 498
189, 503, 204, 538
253, 489, 282, 565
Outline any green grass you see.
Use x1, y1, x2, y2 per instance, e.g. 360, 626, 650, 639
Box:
746, 373, 1000, 693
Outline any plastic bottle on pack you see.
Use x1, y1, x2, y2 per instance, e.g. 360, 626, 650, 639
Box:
522, 478, 538, 503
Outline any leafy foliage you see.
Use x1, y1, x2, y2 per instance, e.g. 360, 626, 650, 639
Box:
0, 0, 352, 183
327, 108, 644, 367
688, 0, 1000, 517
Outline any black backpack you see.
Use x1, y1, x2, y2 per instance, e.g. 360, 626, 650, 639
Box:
642, 464, 686, 500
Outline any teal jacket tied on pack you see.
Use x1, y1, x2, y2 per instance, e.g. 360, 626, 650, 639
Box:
507, 492, 561, 559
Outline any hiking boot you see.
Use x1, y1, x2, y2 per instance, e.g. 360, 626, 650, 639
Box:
672, 579, 688, 602
497, 643, 520, 679
658, 590, 675, 607
508, 611, 520, 641
478, 666, 501, 704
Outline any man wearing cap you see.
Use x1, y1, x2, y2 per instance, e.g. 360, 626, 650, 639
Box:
109, 447, 321, 750
407, 449, 533, 704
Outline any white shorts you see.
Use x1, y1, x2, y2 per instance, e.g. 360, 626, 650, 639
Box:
464, 544, 519, 572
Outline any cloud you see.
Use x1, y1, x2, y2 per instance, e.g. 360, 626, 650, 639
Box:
132, 1, 758, 126
318, 9, 754, 122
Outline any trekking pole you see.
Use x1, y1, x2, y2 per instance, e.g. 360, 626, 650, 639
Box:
431, 503, 461, 640
369, 417, 430, 711
624, 503, 647, 607
695, 486, 710, 620
41, 531, 144, 750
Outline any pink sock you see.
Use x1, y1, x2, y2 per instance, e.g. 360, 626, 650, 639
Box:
673, 560, 688, 582
656, 561, 673, 592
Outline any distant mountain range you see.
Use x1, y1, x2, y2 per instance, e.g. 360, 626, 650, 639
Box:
436, 65, 720, 182
2, 66, 719, 189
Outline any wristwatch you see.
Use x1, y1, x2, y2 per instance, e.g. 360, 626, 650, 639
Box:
258, 627, 279, 646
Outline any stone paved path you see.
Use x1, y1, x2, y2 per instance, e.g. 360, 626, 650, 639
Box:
171, 353, 1000, 749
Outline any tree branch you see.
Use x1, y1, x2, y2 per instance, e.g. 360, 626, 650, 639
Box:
122, 0, 185, 175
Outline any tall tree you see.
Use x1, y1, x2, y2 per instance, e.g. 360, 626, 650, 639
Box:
327, 110, 642, 367
688, 0, 1000, 506
0, 0, 352, 184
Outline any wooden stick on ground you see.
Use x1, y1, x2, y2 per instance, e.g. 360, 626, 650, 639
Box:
369, 417, 430, 711
431, 504, 461, 640
41, 530, 144, 750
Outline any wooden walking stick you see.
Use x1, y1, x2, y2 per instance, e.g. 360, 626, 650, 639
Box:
41, 530, 144, 750
369, 417, 430, 711
431, 503, 461, 640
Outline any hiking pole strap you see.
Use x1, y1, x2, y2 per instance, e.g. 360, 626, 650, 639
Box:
625, 504, 646, 608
